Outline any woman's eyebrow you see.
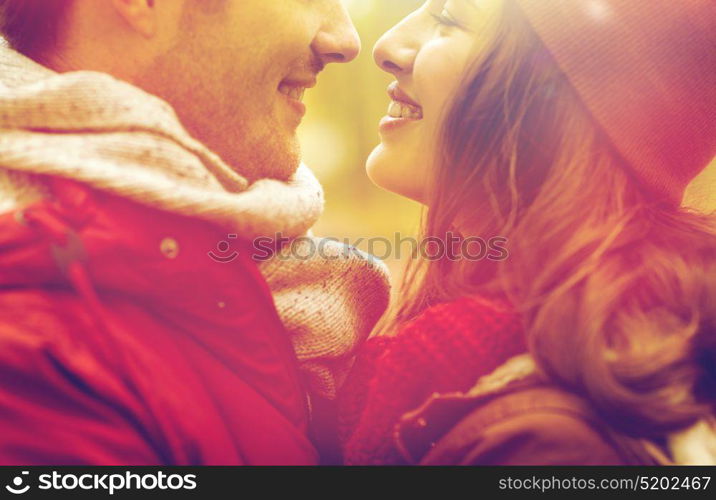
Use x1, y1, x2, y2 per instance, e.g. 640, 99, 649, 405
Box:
461, 0, 482, 12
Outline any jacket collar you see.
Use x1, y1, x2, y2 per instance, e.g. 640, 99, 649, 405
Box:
394, 353, 716, 465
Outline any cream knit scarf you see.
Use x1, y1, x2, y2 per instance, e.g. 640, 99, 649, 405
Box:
0, 42, 390, 400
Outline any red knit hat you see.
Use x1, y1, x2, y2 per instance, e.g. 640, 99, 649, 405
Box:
515, 0, 716, 205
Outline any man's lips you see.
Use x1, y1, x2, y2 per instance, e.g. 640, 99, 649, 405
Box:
278, 77, 317, 102
277, 76, 316, 121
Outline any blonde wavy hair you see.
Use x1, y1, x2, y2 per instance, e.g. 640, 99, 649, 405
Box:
380, 0, 716, 440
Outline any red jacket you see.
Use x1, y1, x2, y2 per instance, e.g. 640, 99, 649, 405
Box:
0, 176, 318, 465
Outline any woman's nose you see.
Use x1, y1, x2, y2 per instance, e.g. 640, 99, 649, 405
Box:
373, 21, 418, 76
312, 2, 361, 64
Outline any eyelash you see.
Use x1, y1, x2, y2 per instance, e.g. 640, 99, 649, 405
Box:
431, 8, 460, 28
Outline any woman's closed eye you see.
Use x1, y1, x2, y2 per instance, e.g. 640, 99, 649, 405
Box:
431, 0, 485, 34
431, 0, 480, 33
432, 7, 461, 29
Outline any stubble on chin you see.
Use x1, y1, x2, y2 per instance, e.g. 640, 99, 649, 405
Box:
225, 125, 302, 184
134, 58, 302, 185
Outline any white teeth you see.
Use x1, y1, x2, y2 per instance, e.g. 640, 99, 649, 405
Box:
279, 83, 306, 101
388, 100, 423, 119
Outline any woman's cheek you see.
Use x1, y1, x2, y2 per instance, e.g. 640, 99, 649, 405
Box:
415, 36, 474, 125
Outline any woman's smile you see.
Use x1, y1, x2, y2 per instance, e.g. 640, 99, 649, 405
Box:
366, 0, 489, 203
379, 81, 424, 133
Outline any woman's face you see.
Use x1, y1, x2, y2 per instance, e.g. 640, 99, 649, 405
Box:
366, 0, 498, 203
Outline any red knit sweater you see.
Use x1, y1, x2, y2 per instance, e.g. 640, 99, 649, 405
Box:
337, 295, 527, 465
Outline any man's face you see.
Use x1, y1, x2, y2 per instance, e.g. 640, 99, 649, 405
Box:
137, 0, 359, 182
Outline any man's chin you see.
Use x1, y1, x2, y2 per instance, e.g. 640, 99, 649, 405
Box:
228, 140, 301, 184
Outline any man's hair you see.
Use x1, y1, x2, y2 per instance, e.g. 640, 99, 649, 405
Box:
0, 0, 70, 57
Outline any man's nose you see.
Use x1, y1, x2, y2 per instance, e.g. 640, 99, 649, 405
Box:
312, 1, 361, 64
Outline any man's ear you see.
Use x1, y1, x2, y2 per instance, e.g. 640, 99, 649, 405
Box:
110, 0, 158, 38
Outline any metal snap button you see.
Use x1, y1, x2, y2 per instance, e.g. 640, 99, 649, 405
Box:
160, 237, 180, 259
14, 209, 28, 226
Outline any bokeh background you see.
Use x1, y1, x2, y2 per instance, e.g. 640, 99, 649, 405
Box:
299, 0, 424, 281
